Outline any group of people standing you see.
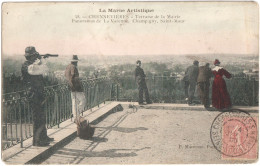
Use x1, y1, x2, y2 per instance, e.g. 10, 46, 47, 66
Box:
21, 46, 232, 146
184, 59, 232, 109
135, 59, 233, 110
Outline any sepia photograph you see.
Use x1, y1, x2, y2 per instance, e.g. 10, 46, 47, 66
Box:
1, 1, 259, 164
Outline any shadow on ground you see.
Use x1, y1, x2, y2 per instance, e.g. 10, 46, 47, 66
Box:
56, 147, 151, 159
79, 136, 108, 142
94, 126, 148, 133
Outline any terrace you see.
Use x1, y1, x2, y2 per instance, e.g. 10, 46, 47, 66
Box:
1, 76, 259, 164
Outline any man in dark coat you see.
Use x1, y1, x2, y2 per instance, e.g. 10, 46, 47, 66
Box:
197, 63, 212, 108
183, 60, 199, 105
135, 60, 152, 105
21, 46, 53, 146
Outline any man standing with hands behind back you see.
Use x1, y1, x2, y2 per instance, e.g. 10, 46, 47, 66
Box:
135, 60, 152, 105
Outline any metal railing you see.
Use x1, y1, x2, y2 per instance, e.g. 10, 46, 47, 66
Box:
114, 75, 259, 105
2, 77, 114, 150
1, 75, 258, 150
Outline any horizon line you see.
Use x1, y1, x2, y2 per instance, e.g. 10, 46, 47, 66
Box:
2, 53, 259, 57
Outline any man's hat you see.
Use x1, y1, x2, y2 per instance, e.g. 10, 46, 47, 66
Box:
214, 59, 220, 65
24, 46, 39, 57
193, 60, 199, 65
136, 60, 141, 64
71, 55, 79, 62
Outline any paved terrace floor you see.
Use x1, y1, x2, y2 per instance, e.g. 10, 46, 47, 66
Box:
2, 102, 259, 164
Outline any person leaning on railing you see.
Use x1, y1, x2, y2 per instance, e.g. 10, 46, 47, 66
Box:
212, 59, 232, 110
21, 46, 54, 147
197, 63, 212, 108
183, 60, 199, 105
65, 55, 86, 123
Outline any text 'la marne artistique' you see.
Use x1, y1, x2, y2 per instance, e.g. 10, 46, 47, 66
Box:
99, 8, 155, 13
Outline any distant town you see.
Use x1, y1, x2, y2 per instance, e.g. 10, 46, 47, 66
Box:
2, 54, 258, 81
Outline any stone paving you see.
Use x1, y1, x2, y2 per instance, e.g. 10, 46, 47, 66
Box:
42, 105, 258, 164
2, 102, 121, 164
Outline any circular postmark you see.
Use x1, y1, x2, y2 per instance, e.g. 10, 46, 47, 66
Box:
210, 109, 257, 157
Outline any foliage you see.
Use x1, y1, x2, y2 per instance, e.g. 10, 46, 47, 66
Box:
116, 75, 258, 106
2, 59, 259, 106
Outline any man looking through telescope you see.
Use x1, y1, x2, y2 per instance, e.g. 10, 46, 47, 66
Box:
21, 46, 57, 146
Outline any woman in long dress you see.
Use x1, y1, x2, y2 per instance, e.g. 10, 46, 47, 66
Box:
212, 59, 232, 109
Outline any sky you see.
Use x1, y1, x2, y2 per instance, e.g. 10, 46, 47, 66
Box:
1, 1, 259, 57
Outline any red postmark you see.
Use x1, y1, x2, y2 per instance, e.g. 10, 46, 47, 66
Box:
222, 116, 258, 159
210, 110, 258, 160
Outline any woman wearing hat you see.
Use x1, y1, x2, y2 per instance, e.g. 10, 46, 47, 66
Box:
212, 59, 232, 109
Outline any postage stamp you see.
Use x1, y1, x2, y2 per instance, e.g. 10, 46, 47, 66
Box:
210, 109, 258, 159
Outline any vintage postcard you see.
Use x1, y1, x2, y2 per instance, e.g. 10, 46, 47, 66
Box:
1, 1, 259, 165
